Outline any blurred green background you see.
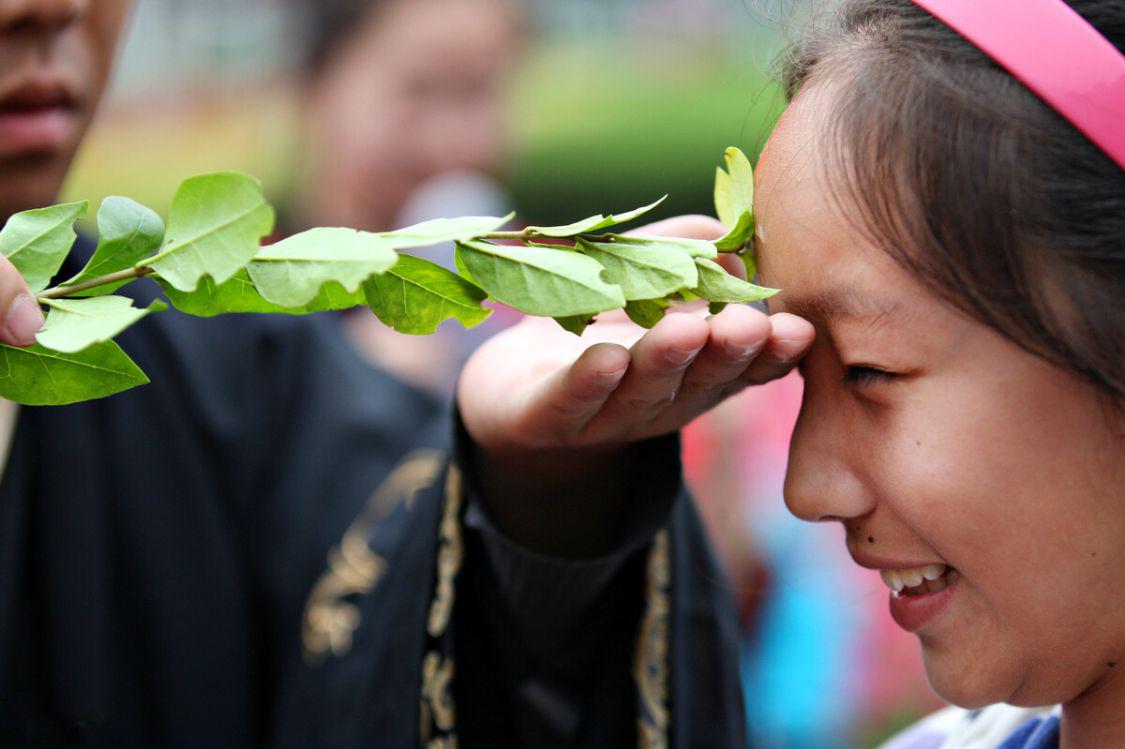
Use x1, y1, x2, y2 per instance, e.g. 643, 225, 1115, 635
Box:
505, 45, 784, 223
63, 0, 788, 227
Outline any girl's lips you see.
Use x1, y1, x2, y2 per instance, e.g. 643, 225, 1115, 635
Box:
888, 570, 961, 632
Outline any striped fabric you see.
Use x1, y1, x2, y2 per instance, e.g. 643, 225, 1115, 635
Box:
882, 704, 1062, 749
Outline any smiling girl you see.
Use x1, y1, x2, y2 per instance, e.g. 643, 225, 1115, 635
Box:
752, 0, 1124, 746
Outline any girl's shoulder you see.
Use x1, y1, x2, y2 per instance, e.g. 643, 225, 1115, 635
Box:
880, 703, 1061, 749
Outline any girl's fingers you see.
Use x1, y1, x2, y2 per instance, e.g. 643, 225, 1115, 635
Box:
676, 304, 770, 396
514, 342, 632, 448
0, 255, 42, 347
583, 313, 710, 441
646, 305, 771, 432
740, 312, 815, 385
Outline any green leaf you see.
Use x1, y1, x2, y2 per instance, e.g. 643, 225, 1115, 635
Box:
304, 282, 366, 312
64, 197, 164, 296
0, 201, 87, 292
380, 214, 514, 248
364, 254, 491, 335
690, 258, 778, 303
714, 210, 754, 253
158, 271, 290, 316
624, 299, 668, 329
554, 314, 594, 335
714, 147, 754, 229
738, 249, 758, 281
141, 172, 274, 292
456, 240, 625, 317
0, 340, 148, 405
454, 249, 479, 285
576, 238, 697, 300
246, 227, 397, 307
525, 196, 666, 238
714, 167, 733, 226
157, 271, 363, 317
601, 233, 718, 260
37, 296, 165, 353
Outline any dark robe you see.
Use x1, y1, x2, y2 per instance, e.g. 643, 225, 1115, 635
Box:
0, 243, 746, 748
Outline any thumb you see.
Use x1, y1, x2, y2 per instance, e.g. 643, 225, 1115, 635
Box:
0, 255, 43, 347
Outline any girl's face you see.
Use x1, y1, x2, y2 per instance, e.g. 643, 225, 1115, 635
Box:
756, 85, 1125, 712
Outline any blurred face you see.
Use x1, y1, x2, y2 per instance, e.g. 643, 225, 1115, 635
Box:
0, 0, 131, 219
757, 85, 1125, 712
303, 0, 520, 230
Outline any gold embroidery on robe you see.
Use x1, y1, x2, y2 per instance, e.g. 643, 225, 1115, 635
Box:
419, 466, 465, 746
634, 529, 671, 749
426, 465, 464, 638
420, 699, 432, 744
425, 738, 459, 749
302, 450, 444, 663
421, 651, 456, 730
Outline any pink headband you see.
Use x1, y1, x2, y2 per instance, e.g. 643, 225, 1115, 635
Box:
911, 0, 1125, 173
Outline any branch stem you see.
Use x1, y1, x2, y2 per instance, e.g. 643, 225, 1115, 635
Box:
38, 266, 155, 300
482, 231, 537, 241
481, 231, 610, 244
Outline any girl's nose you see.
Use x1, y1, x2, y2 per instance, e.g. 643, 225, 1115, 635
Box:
783, 389, 876, 524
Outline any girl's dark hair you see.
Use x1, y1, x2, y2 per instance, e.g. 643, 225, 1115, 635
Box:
784, 0, 1125, 401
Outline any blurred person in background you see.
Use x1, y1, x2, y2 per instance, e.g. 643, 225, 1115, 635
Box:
0, 0, 815, 746
289, 0, 519, 235
288, 0, 525, 395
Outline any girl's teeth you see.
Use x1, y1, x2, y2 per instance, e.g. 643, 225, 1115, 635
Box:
879, 564, 951, 595
921, 564, 945, 581
879, 569, 904, 593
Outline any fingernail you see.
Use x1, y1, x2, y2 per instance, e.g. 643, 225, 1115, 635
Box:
595, 366, 628, 389
724, 341, 763, 360
772, 338, 811, 360
665, 346, 702, 366
4, 295, 43, 346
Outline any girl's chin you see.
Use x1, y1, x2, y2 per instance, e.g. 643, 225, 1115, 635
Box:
928, 683, 999, 711
923, 638, 1096, 712
920, 647, 1015, 710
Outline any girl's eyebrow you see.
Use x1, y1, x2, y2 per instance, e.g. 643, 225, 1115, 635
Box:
755, 234, 908, 328
782, 287, 903, 327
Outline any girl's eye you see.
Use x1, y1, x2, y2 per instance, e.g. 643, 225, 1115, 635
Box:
843, 365, 895, 386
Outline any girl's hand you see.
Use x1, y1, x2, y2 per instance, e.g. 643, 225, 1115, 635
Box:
459, 296, 813, 453
455, 216, 814, 556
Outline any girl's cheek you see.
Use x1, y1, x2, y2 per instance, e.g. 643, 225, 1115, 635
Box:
869, 402, 984, 548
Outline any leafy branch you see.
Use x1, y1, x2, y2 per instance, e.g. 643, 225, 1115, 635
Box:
0, 147, 770, 406
39, 265, 155, 299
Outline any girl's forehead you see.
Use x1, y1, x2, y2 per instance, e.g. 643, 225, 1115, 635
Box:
755, 87, 849, 258
755, 95, 843, 266
754, 91, 935, 325
756, 85, 835, 194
